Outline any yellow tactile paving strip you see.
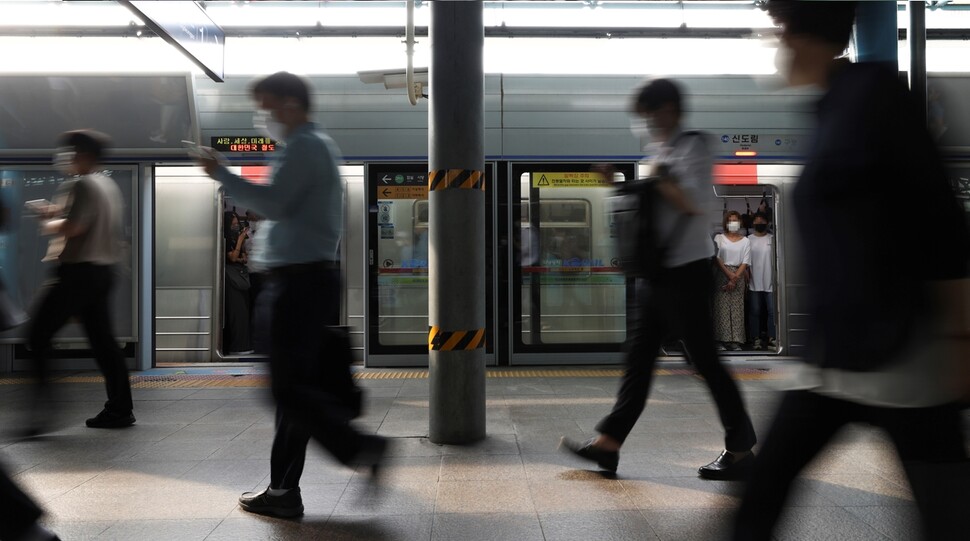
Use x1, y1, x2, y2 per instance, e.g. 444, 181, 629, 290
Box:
0, 367, 775, 388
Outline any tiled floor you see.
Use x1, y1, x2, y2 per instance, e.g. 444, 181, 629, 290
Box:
1, 361, 966, 540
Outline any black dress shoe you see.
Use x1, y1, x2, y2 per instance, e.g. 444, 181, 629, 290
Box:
85, 409, 135, 429
354, 435, 391, 482
559, 437, 619, 473
698, 450, 754, 480
239, 487, 304, 518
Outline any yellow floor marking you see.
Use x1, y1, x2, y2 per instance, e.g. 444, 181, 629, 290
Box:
0, 367, 775, 387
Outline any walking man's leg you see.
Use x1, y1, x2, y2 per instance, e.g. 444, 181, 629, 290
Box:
677, 260, 756, 478
562, 277, 667, 473
24, 270, 75, 434
79, 265, 133, 428
880, 404, 968, 541
733, 391, 849, 541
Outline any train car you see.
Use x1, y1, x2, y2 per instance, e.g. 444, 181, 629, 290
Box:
2, 72, 968, 369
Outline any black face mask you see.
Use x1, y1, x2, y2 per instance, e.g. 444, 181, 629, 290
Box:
754, 224, 768, 233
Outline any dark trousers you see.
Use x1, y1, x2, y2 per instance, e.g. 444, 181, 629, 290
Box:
223, 278, 251, 353
28, 263, 132, 415
596, 258, 756, 451
745, 290, 775, 342
733, 390, 969, 541
0, 465, 43, 541
263, 265, 363, 490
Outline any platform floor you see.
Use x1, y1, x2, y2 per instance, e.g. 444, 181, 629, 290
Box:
1, 361, 967, 540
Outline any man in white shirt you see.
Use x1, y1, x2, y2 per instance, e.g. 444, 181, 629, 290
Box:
562, 79, 756, 480
27, 130, 133, 431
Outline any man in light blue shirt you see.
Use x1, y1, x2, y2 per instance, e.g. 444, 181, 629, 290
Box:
200, 72, 388, 519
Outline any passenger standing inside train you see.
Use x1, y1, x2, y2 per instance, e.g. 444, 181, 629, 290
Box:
713, 210, 751, 351
25, 130, 134, 432
223, 210, 253, 355
733, 2, 970, 540
198, 71, 388, 519
746, 212, 775, 351
561, 79, 757, 479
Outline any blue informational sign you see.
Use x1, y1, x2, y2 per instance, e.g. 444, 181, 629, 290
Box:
121, 1, 226, 82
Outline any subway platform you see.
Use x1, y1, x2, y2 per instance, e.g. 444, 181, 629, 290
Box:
2, 361, 967, 541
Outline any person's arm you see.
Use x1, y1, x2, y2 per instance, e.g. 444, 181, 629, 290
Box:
226, 229, 248, 263
652, 135, 710, 216
733, 239, 751, 282
46, 180, 91, 238
730, 264, 748, 290
201, 136, 330, 220
713, 235, 735, 280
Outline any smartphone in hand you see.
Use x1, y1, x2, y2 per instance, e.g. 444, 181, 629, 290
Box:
181, 140, 207, 159
24, 199, 51, 216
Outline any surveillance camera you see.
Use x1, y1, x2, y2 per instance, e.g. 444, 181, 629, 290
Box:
357, 68, 428, 90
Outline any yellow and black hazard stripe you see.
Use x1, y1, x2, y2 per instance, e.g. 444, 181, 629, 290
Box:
429, 169, 484, 192
428, 326, 486, 351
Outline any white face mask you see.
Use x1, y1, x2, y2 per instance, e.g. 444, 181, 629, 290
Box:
53, 148, 75, 174
630, 117, 666, 148
629, 117, 649, 141
253, 109, 286, 142
774, 44, 794, 84
727, 221, 741, 233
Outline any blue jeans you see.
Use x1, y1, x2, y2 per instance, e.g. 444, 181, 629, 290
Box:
746, 290, 775, 342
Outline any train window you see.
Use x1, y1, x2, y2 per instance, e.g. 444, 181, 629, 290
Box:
538, 200, 590, 227
518, 190, 623, 346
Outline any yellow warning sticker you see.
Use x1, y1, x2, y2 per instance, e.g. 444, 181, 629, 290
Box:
532, 172, 610, 188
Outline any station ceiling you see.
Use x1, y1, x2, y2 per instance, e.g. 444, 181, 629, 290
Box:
0, 1, 967, 39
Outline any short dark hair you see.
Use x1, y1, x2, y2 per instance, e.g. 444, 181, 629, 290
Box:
764, 0, 857, 50
58, 129, 109, 161
633, 78, 683, 114
753, 211, 769, 222
251, 71, 311, 111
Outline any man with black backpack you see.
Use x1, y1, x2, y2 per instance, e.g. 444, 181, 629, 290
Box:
561, 79, 757, 480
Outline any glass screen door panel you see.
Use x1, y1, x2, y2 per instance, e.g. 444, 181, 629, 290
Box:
512, 163, 635, 356
366, 163, 494, 363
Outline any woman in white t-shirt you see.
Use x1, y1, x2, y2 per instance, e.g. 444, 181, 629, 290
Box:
746, 212, 776, 350
713, 210, 750, 351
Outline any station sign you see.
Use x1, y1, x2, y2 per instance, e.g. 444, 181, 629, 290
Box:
377, 172, 428, 199
714, 132, 808, 158
532, 171, 609, 188
211, 136, 277, 153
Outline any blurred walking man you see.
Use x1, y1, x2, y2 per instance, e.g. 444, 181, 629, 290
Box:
734, 3, 970, 539
561, 79, 757, 480
27, 130, 132, 432
199, 72, 388, 519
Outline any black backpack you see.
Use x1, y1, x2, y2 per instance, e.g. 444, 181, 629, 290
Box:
611, 131, 704, 280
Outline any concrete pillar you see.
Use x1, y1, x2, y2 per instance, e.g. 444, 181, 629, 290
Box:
427, 0, 486, 444
854, 0, 898, 65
